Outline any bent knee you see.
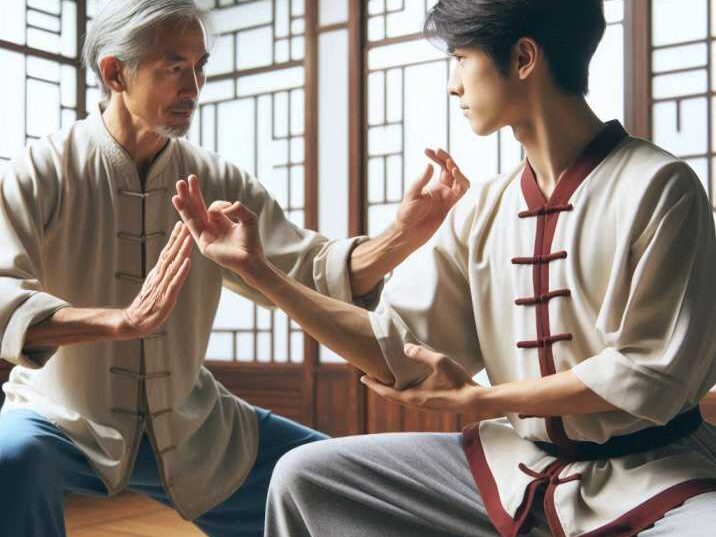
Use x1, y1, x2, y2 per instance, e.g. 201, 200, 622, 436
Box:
269, 441, 337, 497
0, 430, 54, 487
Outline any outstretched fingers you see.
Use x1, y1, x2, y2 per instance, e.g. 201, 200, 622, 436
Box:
425, 148, 455, 188
155, 223, 189, 281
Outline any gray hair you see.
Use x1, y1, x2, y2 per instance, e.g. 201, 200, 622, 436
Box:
82, 0, 211, 102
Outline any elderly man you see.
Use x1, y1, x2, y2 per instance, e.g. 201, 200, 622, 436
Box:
175, 0, 716, 536
0, 1, 467, 536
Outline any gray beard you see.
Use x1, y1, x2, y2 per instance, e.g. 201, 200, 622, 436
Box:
154, 122, 192, 138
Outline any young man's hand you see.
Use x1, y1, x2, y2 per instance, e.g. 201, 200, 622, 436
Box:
119, 222, 193, 339
394, 148, 470, 244
172, 175, 265, 281
360, 343, 497, 418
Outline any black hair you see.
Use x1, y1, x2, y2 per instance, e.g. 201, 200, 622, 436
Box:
424, 0, 606, 95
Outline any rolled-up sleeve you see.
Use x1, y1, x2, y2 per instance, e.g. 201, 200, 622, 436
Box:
218, 167, 382, 307
572, 164, 716, 425
0, 148, 71, 369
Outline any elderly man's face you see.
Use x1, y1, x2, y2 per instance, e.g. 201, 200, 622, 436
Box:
123, 18, 208, 137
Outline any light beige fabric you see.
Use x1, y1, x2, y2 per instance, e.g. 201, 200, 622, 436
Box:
369, 135, 716, 535
0, 106, 371, 519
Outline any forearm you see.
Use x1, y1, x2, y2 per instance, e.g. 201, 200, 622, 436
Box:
250, 260, 394, 383
25, 307, 129, 349
480, 370, 617, 418
349, 224, 424, 297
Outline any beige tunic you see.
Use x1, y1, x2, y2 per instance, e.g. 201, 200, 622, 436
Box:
0, 107, 372, 519
369, 121, 716, 536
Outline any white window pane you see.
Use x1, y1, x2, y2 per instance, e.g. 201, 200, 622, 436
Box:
218, 99, 256, 171
318, 30, 349, 242
653, 43, 708, 73
385, 0, 426, 39
27, 0, 60, 14
291, 0, 304, 17
275, 0, 290, 38
368, 71, 385, 126
368, 39, 444, 70
237, 333, 255, 362
368, 157, 386, 203
604, 0, 624, 24
319, 0, 348, 26
367, 15, 385, 41
27, 56, 60, 82
404, 61, 448, 180
211, 0, 272, 34
653, 70, 708, 99
206, 332, 235, 361
587, 23, 624, 121
0, 50, 26, 159
61, 64, 76, 107
61, 1, 77, 57
201, 79, 234, 104
0, 0, 26, 45
236, 66, 304, 97
27, 78, 60, 137
27, 27, 61, 54
386, 68, 403, 123
652, 0, 707, 46
291, 36, 305, 61
28, 9, 60, 32
368, 203, 399, 235
214, 289, 256, 329
237, 26, 273, 69
206, 34, 234, 76
290, 332, 304, 363
653, 98, 708, 156
369, 124, 402, 156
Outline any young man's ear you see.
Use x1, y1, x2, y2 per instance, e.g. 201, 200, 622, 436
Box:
99, 56, 127, 94
514, 37, 540, 81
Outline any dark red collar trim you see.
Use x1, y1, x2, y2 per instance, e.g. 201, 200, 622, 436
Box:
521, 120, 629, 212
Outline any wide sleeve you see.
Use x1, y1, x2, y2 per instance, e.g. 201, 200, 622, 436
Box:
217, 166, 382, 309
368, 195, 483, 389
572, 162, 716, 425
0, 146, 71, 369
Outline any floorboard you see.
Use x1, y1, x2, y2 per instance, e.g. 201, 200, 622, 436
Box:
65, 492, 205, 537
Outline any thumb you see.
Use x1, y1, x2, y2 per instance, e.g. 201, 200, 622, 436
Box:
403, 343, 442, 367
404, 164, 433, 200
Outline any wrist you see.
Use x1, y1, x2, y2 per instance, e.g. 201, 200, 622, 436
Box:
115, 309, 141, 340
466, 384, 504, 419
240, 254, 273, 288
387, 221, 429, 251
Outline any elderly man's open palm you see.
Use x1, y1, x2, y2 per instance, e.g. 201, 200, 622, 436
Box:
172, 175, 263, 276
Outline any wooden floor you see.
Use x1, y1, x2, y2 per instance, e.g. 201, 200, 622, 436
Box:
65, 492, 205, 537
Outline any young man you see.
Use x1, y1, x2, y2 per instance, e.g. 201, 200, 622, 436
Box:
175, 0, 716, 535
0, 1, 466, 536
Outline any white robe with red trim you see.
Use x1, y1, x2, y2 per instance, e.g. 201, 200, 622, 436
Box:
368, 122, 716, 537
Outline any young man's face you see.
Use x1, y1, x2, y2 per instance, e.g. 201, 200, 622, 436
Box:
122, 18, 209, 137
448, 47, 518, 136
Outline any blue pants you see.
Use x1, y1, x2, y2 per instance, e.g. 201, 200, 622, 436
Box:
0, 407, 327, 537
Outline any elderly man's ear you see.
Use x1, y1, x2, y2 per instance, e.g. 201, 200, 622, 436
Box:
99, 56, 127, 94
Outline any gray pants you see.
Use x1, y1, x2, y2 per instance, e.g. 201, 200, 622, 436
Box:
265, 432, 716, 537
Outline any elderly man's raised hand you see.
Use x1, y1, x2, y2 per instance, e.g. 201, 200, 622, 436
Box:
120, 222, 193, 339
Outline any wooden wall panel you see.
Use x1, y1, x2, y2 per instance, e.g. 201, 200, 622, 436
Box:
206, 363, 307, 426
314, 365, 364, 437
